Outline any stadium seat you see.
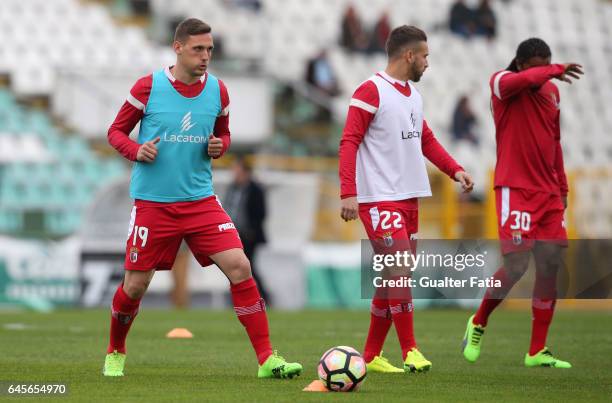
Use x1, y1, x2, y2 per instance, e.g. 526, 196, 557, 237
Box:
0, 0, 610, 237
0, 90, 128, 236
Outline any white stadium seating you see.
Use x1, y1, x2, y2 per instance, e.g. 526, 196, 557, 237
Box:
146, 0, 610, 164
0, 0, 169, 95
148, 0, 612, 237
0, 0, 609, 236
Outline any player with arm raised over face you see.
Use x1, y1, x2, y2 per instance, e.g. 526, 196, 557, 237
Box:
339, 25, 474, 374
462, 37, 583, 369
103, 18, 302, 379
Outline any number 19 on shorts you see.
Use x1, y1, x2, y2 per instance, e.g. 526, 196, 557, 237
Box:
132, 226, 149, 248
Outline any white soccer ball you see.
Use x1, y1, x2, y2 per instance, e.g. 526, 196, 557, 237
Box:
317, 346, 367, 392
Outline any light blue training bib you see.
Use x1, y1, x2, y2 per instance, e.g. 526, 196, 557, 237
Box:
130, 69, 221, 202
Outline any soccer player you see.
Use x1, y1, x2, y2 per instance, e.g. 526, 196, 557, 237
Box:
339, 25, 474, 373
103, 18, 302, 379
462, 38, 583, 368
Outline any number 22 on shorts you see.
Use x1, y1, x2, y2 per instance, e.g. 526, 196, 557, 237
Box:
370, 206, 403, 231
380, 211, 403, 230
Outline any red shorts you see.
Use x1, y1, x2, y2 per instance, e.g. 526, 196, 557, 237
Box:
496, 187, 567, 255
359, 200, 418, 254
124, 195, 243, 271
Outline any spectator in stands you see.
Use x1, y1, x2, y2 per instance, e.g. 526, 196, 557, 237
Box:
449, 0, 476, 38
368, 11, 392, 53
224, 157, 271, 304
305, 49, 340, 97
224, 0, 262, 12
452, 95, 479, 145
340, 5, 369, 52
474, 0, 497, 39
128, 0, 150, 16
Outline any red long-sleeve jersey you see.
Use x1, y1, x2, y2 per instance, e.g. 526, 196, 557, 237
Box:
338, 73, 463, 203
108, 66, 231, 161
490, 64, 568, 196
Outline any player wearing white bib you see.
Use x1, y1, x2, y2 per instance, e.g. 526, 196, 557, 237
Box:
339, 25, 474, 374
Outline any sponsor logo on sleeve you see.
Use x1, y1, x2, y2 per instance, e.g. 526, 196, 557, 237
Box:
218, 222, 236, 232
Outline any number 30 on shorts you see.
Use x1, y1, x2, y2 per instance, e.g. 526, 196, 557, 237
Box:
509, 211, 531, 231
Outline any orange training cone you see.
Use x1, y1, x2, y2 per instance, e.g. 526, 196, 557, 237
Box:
166, 328, 194, 338
302, 380, 329, 392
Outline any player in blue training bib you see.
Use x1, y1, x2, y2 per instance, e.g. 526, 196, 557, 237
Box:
104, 17, 302, 380
130, 68, 220, 201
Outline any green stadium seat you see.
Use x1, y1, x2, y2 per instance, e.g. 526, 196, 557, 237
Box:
0, 82, 129, 236
0, 210, 22, 232
25, 111, 53, 135
0, 90, 14, 109
1, 182, 26, 209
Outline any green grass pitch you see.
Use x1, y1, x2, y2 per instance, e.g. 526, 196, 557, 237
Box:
1, 308, 611, 402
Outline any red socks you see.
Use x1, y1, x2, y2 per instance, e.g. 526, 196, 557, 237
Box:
230, 277, 273, 365
475, 266, 557, 355
389, 293, 416, 360
107, 277, 274, 364
529, 272, 557, 355
529, 298, 556, 355
107, 283, 141, 354
363, 296, 392, 363
364, 280, 416, 361
474, 266, 520, 327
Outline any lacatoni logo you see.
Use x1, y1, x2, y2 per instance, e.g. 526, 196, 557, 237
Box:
401, 130, 421, 139
402, 111, 421, 139
218, 222, 236, 232
410, 112, 417, 127
181, 111, 196, 132
163, 132, 209, 143
161, 111, 208, 143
